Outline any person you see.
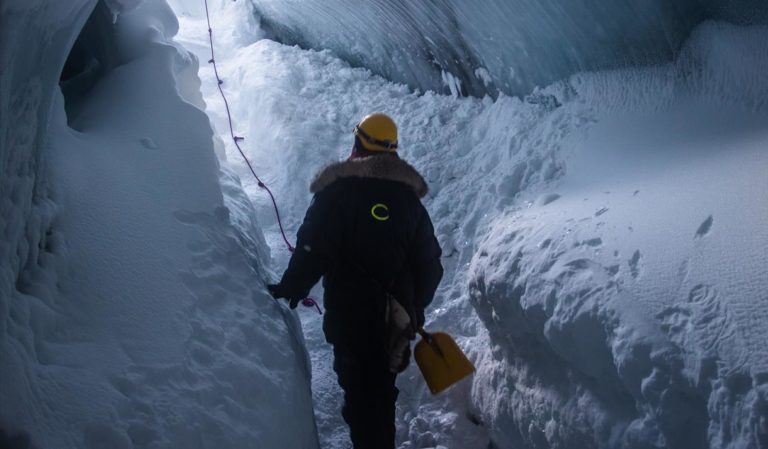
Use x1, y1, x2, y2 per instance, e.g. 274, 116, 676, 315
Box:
267, 112, 443, 449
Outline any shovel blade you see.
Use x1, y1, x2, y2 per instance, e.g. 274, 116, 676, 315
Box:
414, 332, 475, 395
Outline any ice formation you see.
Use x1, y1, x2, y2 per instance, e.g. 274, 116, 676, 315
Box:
246, 0, 768, 96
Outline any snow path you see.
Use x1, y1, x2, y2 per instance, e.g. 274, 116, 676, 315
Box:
173, 1, 768, 447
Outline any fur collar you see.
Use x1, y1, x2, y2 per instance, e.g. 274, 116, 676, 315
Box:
310, 155, 428, 198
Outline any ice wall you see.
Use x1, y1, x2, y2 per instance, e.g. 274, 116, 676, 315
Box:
248, 0, 768, 96
0, 3, 86, 415
0, 4, 99, 443
0, 1, 318, 447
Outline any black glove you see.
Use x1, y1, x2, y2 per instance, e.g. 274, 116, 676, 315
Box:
267, 284, 302, 309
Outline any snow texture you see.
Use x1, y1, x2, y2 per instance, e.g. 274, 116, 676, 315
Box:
0, 1, 318, 448
172, 1, 768, 447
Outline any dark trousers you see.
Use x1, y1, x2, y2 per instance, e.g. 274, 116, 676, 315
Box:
333, 344, 399, 449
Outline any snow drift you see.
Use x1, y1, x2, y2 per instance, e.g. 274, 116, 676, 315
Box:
469, 24, 768, 446
464, 24, 768, 449
0, 1, 317, 448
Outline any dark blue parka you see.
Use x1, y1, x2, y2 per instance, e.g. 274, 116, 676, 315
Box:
278, 154, 443, 346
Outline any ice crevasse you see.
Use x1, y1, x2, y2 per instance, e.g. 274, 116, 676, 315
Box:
0, 1, 318, 448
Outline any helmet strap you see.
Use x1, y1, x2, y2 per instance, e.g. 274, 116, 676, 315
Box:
354, 125, 398, 151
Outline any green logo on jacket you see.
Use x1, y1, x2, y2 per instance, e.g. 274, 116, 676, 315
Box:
371, 203, 390, 221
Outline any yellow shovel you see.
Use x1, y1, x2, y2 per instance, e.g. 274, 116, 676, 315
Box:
414, 328, 475, 395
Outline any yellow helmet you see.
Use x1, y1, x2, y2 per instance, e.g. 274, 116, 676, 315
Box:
353, 113, 398, 152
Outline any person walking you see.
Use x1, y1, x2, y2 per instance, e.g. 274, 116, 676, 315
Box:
268, 112, 443, 449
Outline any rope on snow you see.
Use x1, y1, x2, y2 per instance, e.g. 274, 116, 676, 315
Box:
202, 0, 321, 314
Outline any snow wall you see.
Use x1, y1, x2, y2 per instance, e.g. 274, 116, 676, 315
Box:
246, 0, 768, 97
0, 1, 318, 448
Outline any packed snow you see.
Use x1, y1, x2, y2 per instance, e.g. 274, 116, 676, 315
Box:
2, 0, 767, 448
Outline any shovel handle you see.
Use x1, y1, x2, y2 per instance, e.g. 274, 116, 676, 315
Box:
417, 327, 446, 358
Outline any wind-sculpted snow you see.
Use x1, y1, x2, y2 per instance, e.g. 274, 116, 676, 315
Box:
0, 1, 318, 448
246, 0, 768, 97
469, 24, 768, 449
1, 3, 92, 443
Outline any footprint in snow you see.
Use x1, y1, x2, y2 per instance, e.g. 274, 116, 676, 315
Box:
595, 207, 609, 217
140, 137, 158, 150
629, 250, 642, 279
536, 193, 561, 206
583, 237, 602, 247
695, 215, 713, 239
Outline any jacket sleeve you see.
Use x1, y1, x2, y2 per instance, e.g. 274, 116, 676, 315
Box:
411, 205, 443, 326
278, 190, 341, 299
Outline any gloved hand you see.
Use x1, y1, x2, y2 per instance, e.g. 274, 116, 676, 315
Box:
267, 283, 302, 309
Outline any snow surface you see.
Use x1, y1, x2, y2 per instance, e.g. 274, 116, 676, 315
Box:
172, 0, 768, 447
1, 1, 317, 448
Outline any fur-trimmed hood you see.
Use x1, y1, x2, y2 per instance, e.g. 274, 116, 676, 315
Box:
310, 155, 428, 198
